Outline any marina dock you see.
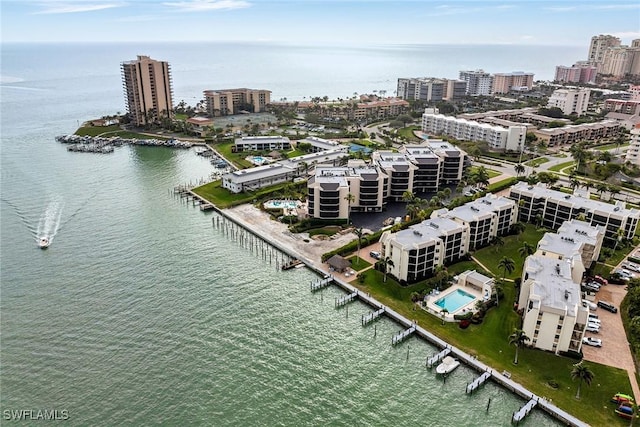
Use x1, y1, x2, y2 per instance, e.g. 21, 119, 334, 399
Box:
466, 371, 492, 394
335, 291, 358, 308
426, 347, 451, 369
512, 398, 538, 424
361, 308, 385, 326
195, 195, 588, 427
391, 325, 416, 346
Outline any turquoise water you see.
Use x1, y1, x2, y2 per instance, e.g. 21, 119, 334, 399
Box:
435, 289, 477, 313
265, 200, 299, 209
0, 42, 568, 426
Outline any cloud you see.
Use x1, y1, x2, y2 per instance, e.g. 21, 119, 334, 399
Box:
427, 3, 517, 17
33, 1, 125, 14
611, 31, 640, 40
162, 0, 251, 12
545, 3, 639, 13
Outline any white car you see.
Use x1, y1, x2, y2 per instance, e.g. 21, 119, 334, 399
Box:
588, 317, 601, 325
582, 337, 602, 347
582, 300, 598, 311
586, 323, 600, 333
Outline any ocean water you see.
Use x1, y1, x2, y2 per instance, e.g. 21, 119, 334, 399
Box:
0, 42, 571, 426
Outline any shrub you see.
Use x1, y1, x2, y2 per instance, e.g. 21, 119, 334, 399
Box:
459, 319, 471, 329
453, 311, 474, 321
559, 350, 583, 360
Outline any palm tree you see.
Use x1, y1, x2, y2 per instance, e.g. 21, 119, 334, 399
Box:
402, 190, 416, 204
511, 222, 526, 240
569, 178, 581, 192
571, 362, 594, 399
353, 227, 365, 264
440, 308, 449, 325
474, 166, 490, 188
491, 236, 504, 253
570, 142, 590, 174
515, 163, 525, 177
498, 257, 515, 282
613, 227, 625, 252
509, 328, 530, 365
344, 192, 355, 225
596, 183, 608, 200
518, 242, 535, 259
381, 256, 394, 283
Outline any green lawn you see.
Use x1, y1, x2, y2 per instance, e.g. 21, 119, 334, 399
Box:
472, 224, 546, 280
469, 166, 501, 179
213, 142, 258, 169
193, 180, 293, 208
594, 143, 630, 151
524, 157, 549, 167
347, 256, 372, 271
548, 160, 576, 172
351, 267, 632, 426
398, 126, 421, 142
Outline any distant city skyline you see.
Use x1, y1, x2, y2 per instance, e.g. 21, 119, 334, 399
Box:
2, 0, 640, 47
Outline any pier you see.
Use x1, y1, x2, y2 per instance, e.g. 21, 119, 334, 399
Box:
391, 325, 416, 346
189, 193, 589, 427
335, 291, 358, 308
426, 347, 451, 369
466, 371, 492, 394
512, 398, 538, 424
361, 308, 385, 326
311, 276, 333, 292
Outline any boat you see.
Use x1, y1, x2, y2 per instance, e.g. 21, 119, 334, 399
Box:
38, 237, 50, 249
281, 259, 303, 270
612, 393, 635, 405
435, 356, 460, 375
615, 401, 635, 419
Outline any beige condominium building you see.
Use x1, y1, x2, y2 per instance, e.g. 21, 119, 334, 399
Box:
627, 123, 640, 166
204, 88, 271, 117
519, 255, 589, 355
121, 55, 174, 127
491, 72, 534, 94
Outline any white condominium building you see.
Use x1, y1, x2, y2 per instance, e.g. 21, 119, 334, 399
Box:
432, 194, 518, 250
372, 151, 418, 202
307, 162, 388, 219
380, 217, 469, 284
233, 136, 291, 152
547, 88, 591, 116
297, 136, 347, 153
508, 182, 640, 244
626, 124, 640, 166
519, 256, 589, 354
422, 111, 526, 152
399, 141, 467, 193
459, 70, 493, 96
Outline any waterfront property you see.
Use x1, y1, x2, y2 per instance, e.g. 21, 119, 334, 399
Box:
121, 55, 174, 127
297, 136, 344, 153
518, 255, 589, 355
425, 270, 493, 320
508, 181, 640, 244
533, 120, 622, 147
203, 88, 271, 116
380, 217, 468, 283
422, 108, 526, 153
233, 136, 291, 152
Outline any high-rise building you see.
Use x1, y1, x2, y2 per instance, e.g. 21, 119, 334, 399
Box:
588, 34, 621, 67
458, 70, 493, 96
491, 72, 534, 94
121, 55, 174, 127
396, 78, 466, 102
554, 63, 597, 84
203, 88, 271, 117
546, 88, 591, 116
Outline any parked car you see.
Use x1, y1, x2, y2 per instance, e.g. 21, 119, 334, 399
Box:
624, 263, 640, 272
597, 300, 618, 313
369, 251, 381, 260
588, 313, 599, 321
582, 300, 598, 311
582, 283, 600, 293
582, 337, 602, 347
593, 275, 609, 286
588, 317, 601, 325
586, 323, 600, 333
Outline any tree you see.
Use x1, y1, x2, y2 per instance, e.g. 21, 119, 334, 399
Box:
613, 227, 625, 252
491, 236, 504, 253
518, 242, 535, 259
509, 328, 530, 365
515, 163, 525, 177
473, 166, 490, 188
569, 178, 581, 192
381, 257, 394, 283
511, 222, 526, 240
440, 308, 449, 325
354, 227, 364, 264
570, 142, 591, 174
571, 362, 594, 399
498, 257, 516, 282
344, 193, 355, 225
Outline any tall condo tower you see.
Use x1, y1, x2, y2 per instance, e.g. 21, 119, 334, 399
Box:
121, 55, 174, 126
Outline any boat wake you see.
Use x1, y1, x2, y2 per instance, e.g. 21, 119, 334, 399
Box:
36, 200, 63, 245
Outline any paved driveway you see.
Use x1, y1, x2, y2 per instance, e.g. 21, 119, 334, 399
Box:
582, 279, 639, 400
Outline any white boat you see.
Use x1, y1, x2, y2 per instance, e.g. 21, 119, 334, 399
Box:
38, 237, 50, 249
435, 356, 460, 375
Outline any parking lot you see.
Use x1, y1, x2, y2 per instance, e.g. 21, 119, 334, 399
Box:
582, 258, 639, 399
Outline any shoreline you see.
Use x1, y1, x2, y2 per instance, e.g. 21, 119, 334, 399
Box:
203, 196, 588, 427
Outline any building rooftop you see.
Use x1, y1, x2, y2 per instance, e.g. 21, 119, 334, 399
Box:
525, 255, 581, 316
446, 194, 514, 222
235, 136, 290, 144
510, 182, 639, 217
224, 163, 295, 184
393, 217, 464, 248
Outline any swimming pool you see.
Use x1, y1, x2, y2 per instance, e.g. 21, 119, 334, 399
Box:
249, 156, 271, 166
263, 200, 300, 210
434, 289, 476, 313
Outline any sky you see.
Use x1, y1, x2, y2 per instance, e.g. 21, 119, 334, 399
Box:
1, 0, 639, 46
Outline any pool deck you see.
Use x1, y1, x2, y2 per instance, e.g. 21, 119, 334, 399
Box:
423, 285, 481, 321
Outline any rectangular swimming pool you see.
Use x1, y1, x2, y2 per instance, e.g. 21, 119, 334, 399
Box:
434, 289, 476, 313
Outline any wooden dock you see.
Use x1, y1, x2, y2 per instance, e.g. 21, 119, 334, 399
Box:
335, 291, 358, 308
426, 347, 451, 369
200, 203, 214, 211
466, 371, 492, 394
361, 308, 385, 326
391, 325, 416, 346
282, 259, 303, 270
512, 398, 538, 424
